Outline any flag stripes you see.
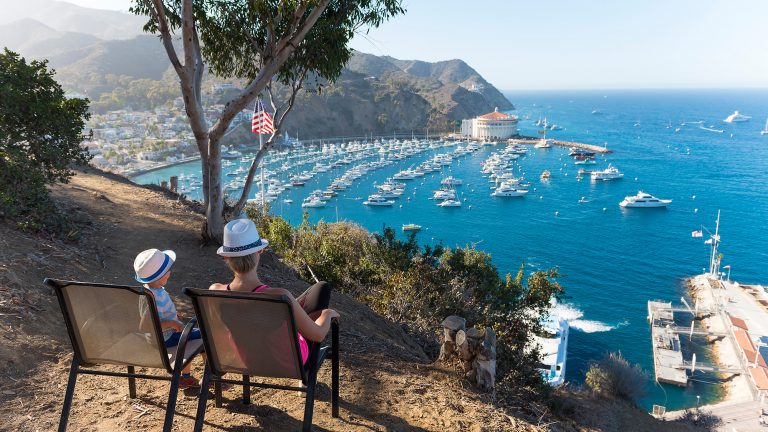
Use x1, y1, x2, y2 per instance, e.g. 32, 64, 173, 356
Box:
251, 98, 274, 135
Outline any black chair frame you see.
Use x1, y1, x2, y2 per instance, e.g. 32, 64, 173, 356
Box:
46, 278, 202, 432
184, 287, 339, 432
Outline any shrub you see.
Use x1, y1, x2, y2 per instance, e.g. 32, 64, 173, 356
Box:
0, 48, 90, 233
247, 212, 566, 399
673, 408, 722, 431
585, 352, 647, 404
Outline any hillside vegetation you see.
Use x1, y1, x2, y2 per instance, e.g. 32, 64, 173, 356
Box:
0, 168, 700, 432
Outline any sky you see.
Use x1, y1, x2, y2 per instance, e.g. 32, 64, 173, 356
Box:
63, 0, 768, 90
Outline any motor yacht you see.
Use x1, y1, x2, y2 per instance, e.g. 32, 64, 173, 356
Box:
432, 189, 457, 200
402, 223, 422, 232
441, 176, 462, 186
363, 194, 395, 206
437, 199, 462, 207
590, 165, 624, 181
491, 183, 529, 197
301, 197, 326, 208
540, 170, 551, 180
724, 110, 751, 123
536, 316, 569, 387
619, 191, 672, 208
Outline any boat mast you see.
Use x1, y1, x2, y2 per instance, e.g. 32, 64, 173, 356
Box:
708, 210, 721, 275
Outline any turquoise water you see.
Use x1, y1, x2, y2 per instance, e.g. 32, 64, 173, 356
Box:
134, 89, 768, 410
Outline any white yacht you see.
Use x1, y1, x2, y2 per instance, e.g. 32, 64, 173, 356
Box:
432, 189, 457, 200
590, 164, 624, 181
619, 191, 672, 208
491, 183, 528, 197
761, 118, 768, 136
724, 110, 751, 123
536, 317, 569, 387
534, 138, 552, 148
301, 197, 326, 208
363, 194, 395, 206
441, 176, 463, 186
437, 199, 462, 207
402, 223, 422, 232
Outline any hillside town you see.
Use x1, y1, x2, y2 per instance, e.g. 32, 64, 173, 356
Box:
83, 84, 252, 176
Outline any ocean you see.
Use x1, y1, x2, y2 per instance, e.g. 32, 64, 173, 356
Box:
134, 89, 768, 410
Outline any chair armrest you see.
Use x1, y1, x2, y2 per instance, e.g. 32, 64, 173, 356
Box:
172, 317, 198, 372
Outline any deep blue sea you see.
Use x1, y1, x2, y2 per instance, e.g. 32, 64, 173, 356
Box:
134, 89, 768, 410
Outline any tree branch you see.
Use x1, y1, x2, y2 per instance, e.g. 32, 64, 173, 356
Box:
232, 74, 305, 216
209, 0, 330, 143
147, 0, 183, 74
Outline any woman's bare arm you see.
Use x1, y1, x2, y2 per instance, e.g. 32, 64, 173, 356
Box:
262, 287, 338, 342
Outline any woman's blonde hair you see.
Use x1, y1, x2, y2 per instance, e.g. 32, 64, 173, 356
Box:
224, 252, 259, 274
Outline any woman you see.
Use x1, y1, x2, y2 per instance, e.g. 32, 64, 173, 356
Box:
210, 218, 339, 364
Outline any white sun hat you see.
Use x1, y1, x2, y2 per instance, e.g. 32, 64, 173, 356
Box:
134, 248, 176, 284
217, 219, 269, 257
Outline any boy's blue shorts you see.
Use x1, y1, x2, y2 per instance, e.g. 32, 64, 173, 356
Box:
164, 328, 202, 348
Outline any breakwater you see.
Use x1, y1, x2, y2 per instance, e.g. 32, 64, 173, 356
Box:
508, 136, 612, 154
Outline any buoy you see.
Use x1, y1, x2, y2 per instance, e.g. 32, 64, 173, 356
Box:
533, 188, 537, 192
602, 207, 607, 211
555, 211, 559, 216
694, 208, 699, 213
468, 205, 472, 209
399, 205, 403, 208
692, 195, 696, 200
539, 195, 543, 199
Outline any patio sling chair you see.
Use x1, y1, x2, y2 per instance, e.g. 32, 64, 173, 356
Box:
45, 279, 204, 432
183, 287, 339, 432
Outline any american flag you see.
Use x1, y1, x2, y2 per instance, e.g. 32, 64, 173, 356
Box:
251, 98, 274, 135
691, 230, 703, 238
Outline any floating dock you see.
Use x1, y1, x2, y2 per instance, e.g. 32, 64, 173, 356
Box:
648, 300, 740, 387
649, 301, 689, 386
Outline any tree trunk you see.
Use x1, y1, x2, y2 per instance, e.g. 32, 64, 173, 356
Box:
206, 136, 224, 242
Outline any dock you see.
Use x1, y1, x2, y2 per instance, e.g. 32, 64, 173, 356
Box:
507, 136, 612, 154
648, 300, 737, 386
649, 301, 689, 385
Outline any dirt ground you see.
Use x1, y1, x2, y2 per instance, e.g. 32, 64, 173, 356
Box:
0, 168, 701, 432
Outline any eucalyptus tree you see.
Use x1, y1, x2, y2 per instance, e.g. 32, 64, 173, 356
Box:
132, 0, 404, 241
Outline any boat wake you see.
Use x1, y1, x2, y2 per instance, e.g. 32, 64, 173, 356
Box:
550, 302, 626, 333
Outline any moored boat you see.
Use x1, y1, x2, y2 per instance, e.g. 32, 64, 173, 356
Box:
619, 191, 672, 208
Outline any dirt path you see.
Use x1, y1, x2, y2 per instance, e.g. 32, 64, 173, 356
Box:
0, 169, 520, 432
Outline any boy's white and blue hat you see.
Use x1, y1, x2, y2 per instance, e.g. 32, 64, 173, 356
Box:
134, 248, 176, 284
217, 219, 269, 257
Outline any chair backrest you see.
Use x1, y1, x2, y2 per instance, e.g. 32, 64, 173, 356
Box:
46, 279, 172, 371
184, 288, 305, 382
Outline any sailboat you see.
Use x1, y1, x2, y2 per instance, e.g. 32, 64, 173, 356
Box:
761, 118, 768, 136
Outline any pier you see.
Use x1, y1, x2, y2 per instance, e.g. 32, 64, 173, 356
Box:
507, 136, 612, 154
648, 301, 688, 385
648, 300, 738, 386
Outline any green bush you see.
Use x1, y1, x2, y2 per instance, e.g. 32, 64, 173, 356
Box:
246, 212, 566, 398
0, 49, 90, 234
585, 352, 647, 404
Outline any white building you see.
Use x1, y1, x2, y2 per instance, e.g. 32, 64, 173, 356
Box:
461, 108, 518, 140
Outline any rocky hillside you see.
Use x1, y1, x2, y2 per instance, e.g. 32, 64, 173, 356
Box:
1, 8, 513, 138
0, 168, 700, 432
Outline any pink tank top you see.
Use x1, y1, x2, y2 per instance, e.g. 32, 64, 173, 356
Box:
227, 283, 309, 365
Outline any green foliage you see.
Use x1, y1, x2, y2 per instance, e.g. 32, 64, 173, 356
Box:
0, 49, 91, 232
91, 78, 178, 113
246, 212, 565, 397
585, 352, 648, 404
131, 0, 405, 87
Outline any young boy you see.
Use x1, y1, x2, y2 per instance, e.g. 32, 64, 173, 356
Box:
134, 248, 201, 389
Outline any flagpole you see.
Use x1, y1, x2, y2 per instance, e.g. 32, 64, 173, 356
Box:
260, 131, 265, 215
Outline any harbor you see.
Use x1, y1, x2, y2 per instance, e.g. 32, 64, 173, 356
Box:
648, 212, 768, 427
133, 90, 768, 413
